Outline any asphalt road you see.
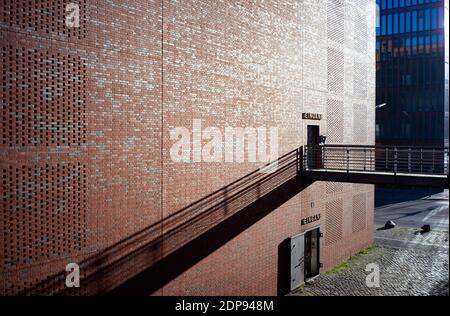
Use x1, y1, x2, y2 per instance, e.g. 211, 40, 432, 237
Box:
375, 190, 449, 231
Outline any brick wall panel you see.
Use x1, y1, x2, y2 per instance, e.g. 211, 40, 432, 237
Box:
1, 0, 375, 296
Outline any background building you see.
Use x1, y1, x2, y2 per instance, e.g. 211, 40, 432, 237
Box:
376, 0, 449, 147
1, 0, 376, 295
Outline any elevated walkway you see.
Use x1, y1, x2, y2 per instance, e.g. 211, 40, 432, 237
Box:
303, 145, 449, 188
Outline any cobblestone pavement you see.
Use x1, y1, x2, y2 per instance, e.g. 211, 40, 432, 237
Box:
291, 228, 449, 296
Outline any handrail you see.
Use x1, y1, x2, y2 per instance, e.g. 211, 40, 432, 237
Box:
303, 145, 449, 176
310, 144, 449, 150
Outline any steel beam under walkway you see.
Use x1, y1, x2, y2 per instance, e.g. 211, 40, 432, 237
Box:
303, 169, 448, 188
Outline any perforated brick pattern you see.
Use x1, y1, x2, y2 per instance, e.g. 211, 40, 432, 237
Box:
3, 0, 87, 40
325, 199, 343, 246
327, 0, 344, 44
1, 163, 87, 269
353, 103, 368, 144
327, 99, 344, 143
326, 182, 344, 195
353, 60, 368, 98
2, 264, 89, 296
354, 11, 368, 54
352, 193, 367, 233
327, 48, 345, 93
0, 45, 87, 147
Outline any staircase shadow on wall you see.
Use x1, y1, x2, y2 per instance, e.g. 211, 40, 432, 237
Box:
19, 149, 310, 296
109, 173, 310, 296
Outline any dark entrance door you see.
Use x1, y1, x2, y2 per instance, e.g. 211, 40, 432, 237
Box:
304, 228, 320, 280
307, 125, 321, 169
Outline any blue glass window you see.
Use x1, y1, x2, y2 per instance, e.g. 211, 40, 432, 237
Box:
406, 12, 411, 32
431, 8, 437, 29
412, 11, 417, 32
394, 14, 399, 33
400, 13, 405, 33
438, 8, 443, 29
388, 14, 392, 34
418, 10, 424, 31
425, 9, 431, 30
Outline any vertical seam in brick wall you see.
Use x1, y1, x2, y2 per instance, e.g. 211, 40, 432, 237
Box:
160, 0, 165, 296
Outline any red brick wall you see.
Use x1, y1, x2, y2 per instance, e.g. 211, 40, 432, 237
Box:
1, 0, 163, 295
1, 0, 375, 296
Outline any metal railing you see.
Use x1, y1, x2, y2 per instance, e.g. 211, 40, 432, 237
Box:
303, 145, 450, 176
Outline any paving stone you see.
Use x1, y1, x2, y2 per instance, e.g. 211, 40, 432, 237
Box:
292, 228, 449, 296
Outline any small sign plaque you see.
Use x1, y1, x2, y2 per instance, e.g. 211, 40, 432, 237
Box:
302, 113, 322, 120
301, 214, 321, 226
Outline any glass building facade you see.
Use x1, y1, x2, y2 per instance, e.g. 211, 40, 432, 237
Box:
376, 0, 449, 147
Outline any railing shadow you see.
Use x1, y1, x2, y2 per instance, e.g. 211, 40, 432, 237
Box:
19, 147, 310, 296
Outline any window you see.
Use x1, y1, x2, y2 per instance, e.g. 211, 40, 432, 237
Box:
412, 36, 417, 55
425, 9, 431, 30
406, 12, 411, 32
394, 14, 399, 33
418, 10, 424, 31
400, 13, 405, 33
438, 8, 443, 29
418, 36, 424, 55
388, 14, 393, 34
431, 8, 437, 30
425, 35, 430, 54
406, 37, 411, 55
412, 11, 417, 32
376, 124, 381, 138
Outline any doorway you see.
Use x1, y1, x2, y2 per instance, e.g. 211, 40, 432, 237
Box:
307, 125, 320, 146
290, 227, 321, 291
307, 125, 321, 169
304, 228, 320, 280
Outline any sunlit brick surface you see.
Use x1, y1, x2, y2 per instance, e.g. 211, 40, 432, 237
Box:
1, 0, 376, 295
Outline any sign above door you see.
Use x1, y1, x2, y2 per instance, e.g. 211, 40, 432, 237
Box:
302, 113, 322, 120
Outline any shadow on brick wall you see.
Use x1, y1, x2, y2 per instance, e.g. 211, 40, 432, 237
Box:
19, 148, 311, 296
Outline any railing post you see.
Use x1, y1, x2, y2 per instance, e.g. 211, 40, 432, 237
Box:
421, 149, 423, 174
394, 147, 398, 175
447, 148, 449, 175
447, 148, 450, 175
371, 148, 374, 171
364, 148, 367, 171
322, 146, 325, 169
432, 149, 435, 174
408, 148, 411, 173
303, 146, 307, 172
346, 146, 350, 173
298, 147, 303, 174
385, 148, 388, 171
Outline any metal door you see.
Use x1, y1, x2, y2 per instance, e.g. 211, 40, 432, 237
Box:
290, 233, 305, 291
306, 228, 320, 279
307, 125, 321, 169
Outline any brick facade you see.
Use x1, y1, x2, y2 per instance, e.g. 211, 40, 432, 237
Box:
0, 0, 376, 295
